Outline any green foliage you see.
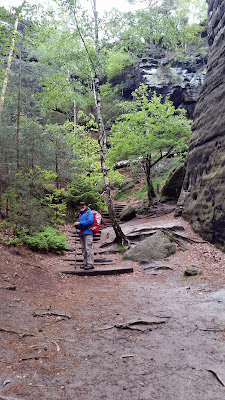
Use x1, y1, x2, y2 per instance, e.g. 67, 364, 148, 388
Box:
100, 83, 123, 126
108, 84, 191, 165
0, 0, 207, 243
117, 245, 126, 253
44, 189, 67, 225
135, 185, 148, 200
66, 176, 103, 210
108, 84, 191, 203
0, 165, 67, 235
103, 0, 207, 56
114, 189, 132, 201
106, 50, 133, 80
25, 226, 67, 253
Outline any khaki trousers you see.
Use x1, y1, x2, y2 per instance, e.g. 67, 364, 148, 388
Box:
80, 234, 94, 267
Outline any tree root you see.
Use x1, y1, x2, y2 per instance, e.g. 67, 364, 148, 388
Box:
207, 369, 225, 386
0, 395, 25, 400
32, 311, 71, 319
95, 319, 166, 332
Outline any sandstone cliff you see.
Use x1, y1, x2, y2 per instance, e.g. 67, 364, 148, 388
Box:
113, 41, 207, 118
181, 0, 225, 250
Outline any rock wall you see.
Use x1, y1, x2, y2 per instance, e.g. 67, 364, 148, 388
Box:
115, 41, 207, 118
181, 0, 225, 249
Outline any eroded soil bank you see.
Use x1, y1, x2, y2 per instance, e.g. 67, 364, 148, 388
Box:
1, 212, 225, 400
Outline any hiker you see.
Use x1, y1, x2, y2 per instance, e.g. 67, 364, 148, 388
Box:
74, 201, 94, 270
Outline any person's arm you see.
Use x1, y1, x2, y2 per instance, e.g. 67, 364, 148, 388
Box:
76, 210, 93, 231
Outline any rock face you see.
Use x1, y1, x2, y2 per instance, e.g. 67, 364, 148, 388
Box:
181, 0, 225, 250
116, 42, 207, 118
161, 165, 184, 200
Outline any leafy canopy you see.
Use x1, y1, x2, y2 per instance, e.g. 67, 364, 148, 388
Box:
108, 84, 191, 165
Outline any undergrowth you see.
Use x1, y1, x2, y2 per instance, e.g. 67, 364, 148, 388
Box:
24, 227, 67, 253
0, 223, 67, 253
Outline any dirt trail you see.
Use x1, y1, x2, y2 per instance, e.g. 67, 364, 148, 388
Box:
1, 211, 225, 400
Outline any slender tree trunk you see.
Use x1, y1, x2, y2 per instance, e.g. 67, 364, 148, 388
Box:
92, 0, 129, 245
0, 17, 19, 121
93, 76, 128, 244
55, 142, 59, 189
145, 154, 155, 205
73, 0, 129, 245
16, 52, 22, 170
31, 138, 34, 170
73, 101, 77, 131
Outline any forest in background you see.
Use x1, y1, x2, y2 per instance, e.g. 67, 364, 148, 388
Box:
0, 0, 207, 251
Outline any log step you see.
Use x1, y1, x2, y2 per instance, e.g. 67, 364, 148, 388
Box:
64, 258, 113, 263
69, 261, 114, 266
61, 267, 134, 276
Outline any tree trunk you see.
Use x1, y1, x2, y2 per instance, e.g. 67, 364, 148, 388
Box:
145, 154, 155, 205
92, 0, 129, 245
73, 100, 77, 131
55, 142, 59, 189
16, 52, 22, 170
93, 76, 129, 245
0, 17, 19, 121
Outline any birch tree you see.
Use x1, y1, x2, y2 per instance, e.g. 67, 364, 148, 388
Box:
64, 0, 130, 245
0, 16, 18, 121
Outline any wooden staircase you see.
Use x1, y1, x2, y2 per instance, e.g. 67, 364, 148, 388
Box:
60, 220, 133, 276
101, 204, 127, 227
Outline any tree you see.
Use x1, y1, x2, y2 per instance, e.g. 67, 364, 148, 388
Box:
108, 84, 191, 204
0, 15, 18, 121
103, 0, 207, 56
64, 0, 129, 245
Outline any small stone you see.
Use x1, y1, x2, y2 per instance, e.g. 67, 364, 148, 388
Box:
184, 268, 202, 277
6, 285, 16, 291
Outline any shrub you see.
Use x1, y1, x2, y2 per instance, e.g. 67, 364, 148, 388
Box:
66, 177, 102, 210
25, 226, 67, 253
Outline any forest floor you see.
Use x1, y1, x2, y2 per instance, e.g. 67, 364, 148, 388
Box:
1, 205, 225, 400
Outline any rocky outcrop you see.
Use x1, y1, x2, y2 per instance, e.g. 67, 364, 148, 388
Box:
180, 0, 225, 250
161, 165, 184, 200
115, 42, 207, 118
139, 46, 207, 118
120, 205, 136, 222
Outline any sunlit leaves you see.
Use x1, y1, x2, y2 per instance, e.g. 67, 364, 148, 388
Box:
106, 50, 133, 80
108, 83, 191, 166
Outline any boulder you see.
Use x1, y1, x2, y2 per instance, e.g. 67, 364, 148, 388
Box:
120, 206, 136, 222
127, 231, 176, 263
161, 165, 184, 200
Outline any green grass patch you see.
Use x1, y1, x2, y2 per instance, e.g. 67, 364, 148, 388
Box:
117, 245, 126, 253
114, 189, 132, 201
135, 185, 148, 200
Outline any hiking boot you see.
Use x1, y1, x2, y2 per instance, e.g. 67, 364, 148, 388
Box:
84, 265, 94, 270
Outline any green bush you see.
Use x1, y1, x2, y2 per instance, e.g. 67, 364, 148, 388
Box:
66, 177, 102, 211
25, 226, 67, 253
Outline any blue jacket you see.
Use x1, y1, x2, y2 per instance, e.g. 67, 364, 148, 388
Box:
77, 207, 94, 236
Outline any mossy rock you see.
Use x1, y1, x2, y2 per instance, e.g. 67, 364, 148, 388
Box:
127, 231, 176, 263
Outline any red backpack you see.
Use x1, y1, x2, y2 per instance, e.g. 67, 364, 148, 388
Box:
90, 210, 102, 234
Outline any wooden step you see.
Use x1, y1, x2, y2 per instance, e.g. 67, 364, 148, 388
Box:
61, 267, 134, 276
64, 258, 113, 263
71, 234, 101, 238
